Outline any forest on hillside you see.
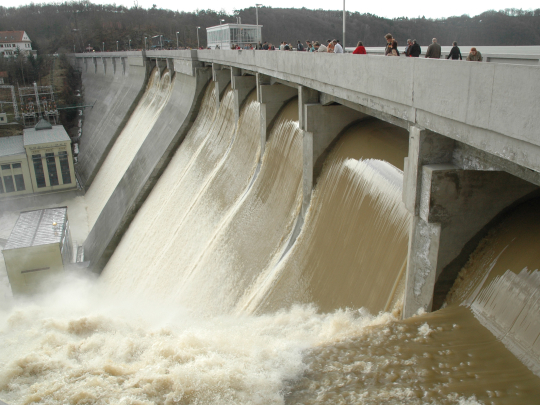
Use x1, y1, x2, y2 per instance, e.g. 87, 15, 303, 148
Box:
0, 2, 539, 54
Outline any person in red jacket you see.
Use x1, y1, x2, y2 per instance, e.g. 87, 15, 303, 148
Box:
353, 41, 367, 54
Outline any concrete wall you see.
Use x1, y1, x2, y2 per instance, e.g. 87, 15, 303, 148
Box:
83, 65, 212, 272
75, 52, 151, 187
185, 50, 540, 180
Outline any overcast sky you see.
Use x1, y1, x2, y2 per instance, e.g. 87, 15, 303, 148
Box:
9, 0, 539, 19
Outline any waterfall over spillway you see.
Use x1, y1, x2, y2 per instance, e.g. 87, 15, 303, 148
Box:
101, 90, 303, 315
1, 79, 540, 405
85, 68, 174, 228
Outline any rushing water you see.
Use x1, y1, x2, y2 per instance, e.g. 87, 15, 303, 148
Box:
85, 68, 174, 228
0, 79, 539, 404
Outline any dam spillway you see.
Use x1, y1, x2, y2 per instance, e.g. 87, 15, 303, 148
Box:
0, 50, 540, 404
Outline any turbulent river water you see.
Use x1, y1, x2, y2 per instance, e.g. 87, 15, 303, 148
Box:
0, 72, 539, 404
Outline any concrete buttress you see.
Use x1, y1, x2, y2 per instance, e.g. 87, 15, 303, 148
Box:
212, 63, 231, 111
403, 127, 538, 317
231, 71, 256, 124
301, 102, 365, 217
257, 77, 297, 155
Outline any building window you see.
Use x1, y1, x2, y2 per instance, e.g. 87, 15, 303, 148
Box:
45, 152, 59, 186
32, 154, 46, 188
1, 164, 14, 193
0, 163, 26, 193
3, 175, 15, 193
58, 151, 71, 184
14, 174, 25, 191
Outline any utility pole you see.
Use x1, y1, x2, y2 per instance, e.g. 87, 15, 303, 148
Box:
116, 41, 118, 51
129, 39, 131, 51
176, 31, 179, 49
196, 27, 200, 49
343, 0, 346, 51
256, 4, 262, 43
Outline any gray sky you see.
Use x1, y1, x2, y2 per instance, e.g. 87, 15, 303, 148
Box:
8, 0, 539, 19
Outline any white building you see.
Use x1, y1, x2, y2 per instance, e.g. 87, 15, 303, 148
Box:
206, 24, 262, 50
0, 119, 76, 199
3, 207, 73, 295
0, 30, 36, 57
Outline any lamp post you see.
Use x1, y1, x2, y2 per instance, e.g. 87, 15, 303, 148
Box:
176, 31, 179, 49
129, 39, 131, 51
256, 4, 262, 44
160, 35, 163, 50
196, 27, 200, 49
342, 0, 346, 51
88, 43, 90, 53
102, 41, 105, 53
219, 19, 225, 49
144, 37, 147, 51
116, 40, 118, 51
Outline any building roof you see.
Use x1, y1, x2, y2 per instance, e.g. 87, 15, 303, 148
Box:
23, 124, 70, 146
0, 135, 25, 157
4, 207, 67, 250
0, 31, 30, 43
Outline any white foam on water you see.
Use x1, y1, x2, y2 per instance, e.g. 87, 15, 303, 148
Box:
0, 273, 395, 405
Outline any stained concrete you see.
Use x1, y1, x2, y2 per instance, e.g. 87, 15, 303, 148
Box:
77, 53, 152, 187
258, 80, 298, 155
83, 67, 212, 272
403, 164, 537, 318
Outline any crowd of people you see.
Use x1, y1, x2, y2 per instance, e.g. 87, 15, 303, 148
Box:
236, 33, 484, 61
246, 38, 346, 53
384, 33, 483, 61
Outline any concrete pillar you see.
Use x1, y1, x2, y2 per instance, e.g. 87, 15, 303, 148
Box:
402, 132, 538, 318
112, 57, 117, 75
156, 59, 167, 75
231, 70, 256, 123
403, 126, 455, 216
301, 103, 365, 217
166, 58, 174, 72
212, 63, 231, 111
257, 76, 297, 155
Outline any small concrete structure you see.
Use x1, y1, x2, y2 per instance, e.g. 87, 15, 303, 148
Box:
3, 207, 72, 295
206, 24, 262, 50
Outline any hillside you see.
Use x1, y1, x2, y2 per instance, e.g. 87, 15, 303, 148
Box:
0, 2, 539, 54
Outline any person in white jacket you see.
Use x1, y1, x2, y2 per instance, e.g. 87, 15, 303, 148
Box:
333, 40, 343, 53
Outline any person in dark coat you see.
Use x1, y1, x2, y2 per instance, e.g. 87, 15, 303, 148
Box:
404, 39, 412, 56
446, 41, 462, 60
409, 39, 421, 57
425, 38, 442, 58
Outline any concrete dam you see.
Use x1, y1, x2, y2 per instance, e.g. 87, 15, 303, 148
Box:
0, 50, 539, 404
